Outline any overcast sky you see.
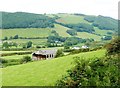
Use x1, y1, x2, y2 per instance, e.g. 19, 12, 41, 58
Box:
0, 0, 119, 19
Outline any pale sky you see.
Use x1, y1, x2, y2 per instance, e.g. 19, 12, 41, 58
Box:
0, 0, 119, 19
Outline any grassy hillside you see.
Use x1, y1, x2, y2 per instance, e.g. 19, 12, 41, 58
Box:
56, 14, 89, 24
2, 49, 105, 86
52, 24, 71, 37
2, 28, 51, 38
76, 32, 101, 41
1, 12, 117, 49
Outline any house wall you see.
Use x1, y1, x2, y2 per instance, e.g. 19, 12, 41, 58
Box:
32, 53, 56, 60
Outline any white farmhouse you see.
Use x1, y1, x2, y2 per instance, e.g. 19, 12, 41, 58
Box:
81, 45, 89, 49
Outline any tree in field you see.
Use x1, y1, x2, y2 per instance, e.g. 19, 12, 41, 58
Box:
2, 42, 9, 49
26, 41, 32, 48
3, 36, 8, 40
13, 35, 19, 39
21, 56, 32, 63
55, 49, 64, 58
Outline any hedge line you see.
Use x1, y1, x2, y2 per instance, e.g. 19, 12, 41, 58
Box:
1, 51, 32, 57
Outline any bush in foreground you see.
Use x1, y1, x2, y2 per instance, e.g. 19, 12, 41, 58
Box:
56, 56, 119, 87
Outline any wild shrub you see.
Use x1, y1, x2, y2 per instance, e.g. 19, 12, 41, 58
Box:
55, 49, 64, 58
21, 56, 32, 63
56, 56, 119, 87
106, 38, 120, 55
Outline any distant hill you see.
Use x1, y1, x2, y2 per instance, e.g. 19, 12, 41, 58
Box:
1, 12, 54, 29
1, 12, 118, 31
1, 12, 118, 43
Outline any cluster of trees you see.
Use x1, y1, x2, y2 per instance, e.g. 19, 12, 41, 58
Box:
23, 41, 32, 48
47, 35, 66, 44
1, 12, 55, 29
84, 15, 118, 31
2, 41, 32, 49
64, 37, 94, 46
66, 30, 77, 36
47, 32, 94, 47
84, 16, 96, 22
3, 35, 19, 40
2, 42, 17, 49
57, 23, 95, 33
101, 36, 112, 40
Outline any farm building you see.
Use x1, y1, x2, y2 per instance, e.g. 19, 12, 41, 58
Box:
32, 49, 57, 60
81, 45, 89, 49
72, 46, 80, 50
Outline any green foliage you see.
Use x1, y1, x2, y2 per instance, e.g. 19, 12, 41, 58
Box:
64, 37, 80, 46
64, 37, 91, 46
2, 42, 9, 49
92, 16, 118, 31
13, 34, 19, 39
84, 16, 96, 22
55, 49, 64, 58
66, 30, 77, 36
106, 38, 120, 55
69, 49, 90, 55
26, 41, 32, 48
2, 12, 55, 29
64, 45, 70, 50
1, 58, 21, 67
3, 36, 8, 40
56, 56, 119, 87
101, 36, 112, 40
47, 35, 66, 43
21, 56, 32, 63
84, 15, 117, 32
58, 23, 95, 33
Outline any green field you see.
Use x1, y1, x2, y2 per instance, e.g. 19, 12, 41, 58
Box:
52, 24, 71, 37
2, 49, 106, 86
2, 28, 51, 38
1, 54, 31, 60
94, 27, 114, 36
77, 32, 101, 41
56, 14, 90, 24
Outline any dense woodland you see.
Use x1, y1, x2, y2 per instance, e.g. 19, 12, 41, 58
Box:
1, 12, 54, 29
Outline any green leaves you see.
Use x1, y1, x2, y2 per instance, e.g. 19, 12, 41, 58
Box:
56, 56, 119, 87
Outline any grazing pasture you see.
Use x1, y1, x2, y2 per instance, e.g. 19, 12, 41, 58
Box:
56, 14, 90, 24
2, 49, 105, 86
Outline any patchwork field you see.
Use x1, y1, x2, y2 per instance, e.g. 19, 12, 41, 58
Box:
94, 27, 114, 36
77, 32, 101, 41
2, 49, 106, 86
2, 28, 51, 38
52, 24, 71, 37
56, 14, 90, 24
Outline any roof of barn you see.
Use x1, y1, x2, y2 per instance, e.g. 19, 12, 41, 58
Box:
33, 49, 57, 55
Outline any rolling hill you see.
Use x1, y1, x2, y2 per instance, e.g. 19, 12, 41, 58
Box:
1, 12, 117, 48
2, 49, 105, 86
